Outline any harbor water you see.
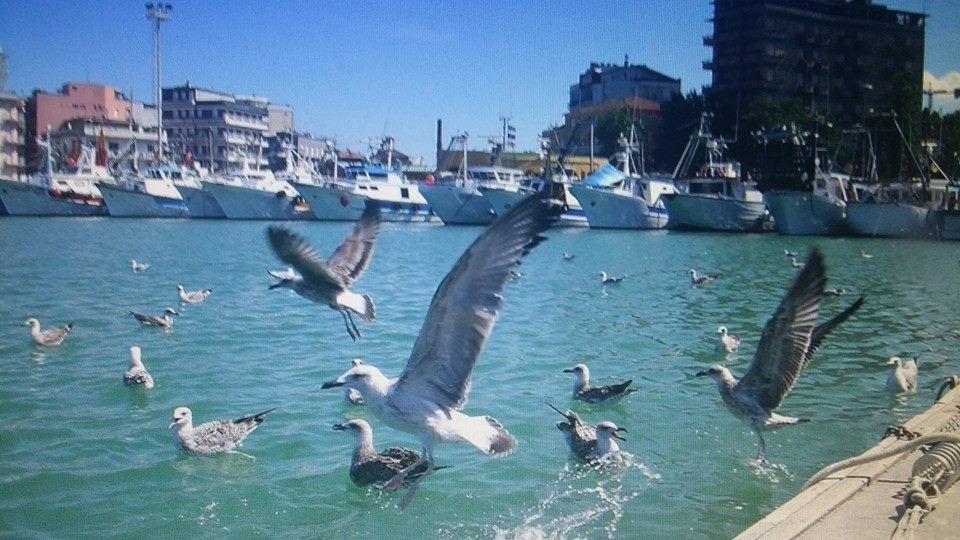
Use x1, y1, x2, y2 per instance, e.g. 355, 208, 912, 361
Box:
1, 218, 959, 538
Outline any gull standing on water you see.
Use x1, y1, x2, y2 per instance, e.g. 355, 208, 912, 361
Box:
787, 254, 805, 268
689, 269, 717, 285
716, 326, 741, 353
696, 249, 865, 462
267, 203, 381, 341
130, 308, 179, 328
123, 346, 154, 389
333, 419, 441, 487
885, 356, 918, 393
564, 363, 636, 404
177, 285, 212, 304
321, 193, 562, 507
130, 259, 150, 272
599, 271, 625, 284
169, 407, 274, 456
23, 318, 73, 346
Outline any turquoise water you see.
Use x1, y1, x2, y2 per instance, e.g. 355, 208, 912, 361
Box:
1, 217, 959, 538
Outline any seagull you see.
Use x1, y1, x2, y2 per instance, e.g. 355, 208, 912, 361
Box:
599, 271, 625, 284
564, 363, 636, 404
787, 254, 805, 268
886, 356, 918, 393
333, 419, 443, 487
23, 318, 73, 346
696, 249, 865, 463
130, 259, 150, 273
169, 406, 274, 456
345, 359, 365, 405
177, 285, 212, 304
689, 269, 717, 285
824, 287, 847, 297
563, 252, 575, 261
130, 308, 179, 328
321, 193, 562, 507
123, 346, 154, 389
716, 326, 741, 353
267, 267, 298, 281
267, 203, 381, 341
547, 404, 626, 462
783, 249, 798, 258
860, 250, 874, 259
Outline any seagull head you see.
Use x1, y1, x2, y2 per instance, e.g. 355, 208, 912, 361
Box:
322, 364, 388, 397
599, 272, 607, 281
177, 285, 184, 292
716, 326, 728, 336
332, 418, 372, 435
129, 346, 143, 368
597, 421, 627, 441
350, 358, 363, 367
563, 363, 590, 386
887, 356, 903, 367
163, 308, 180, 317
169, 407, 192, 430
695, 364, 732, 382
688, 269, 696, 274
23, 318, 39, 328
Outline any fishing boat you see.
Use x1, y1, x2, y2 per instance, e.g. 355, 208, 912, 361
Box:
568, 126, 675, 229
161, 165, 225, 218
201, 153, 313, 220
661, 114, 769, 232
481, 176, 589, 228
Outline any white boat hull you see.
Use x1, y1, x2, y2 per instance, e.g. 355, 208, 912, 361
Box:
569, 184, 668, 229
98, 184, 189, 218
662, 193, 768, 232
176, 185, 226, 218
481, 186, 588, 228
294, 182, 438, 223
0, 178, 107, 216
845, 202, 933, 239
763, 190, 845, 236
201, 181, 314, 220
419, 184, 495, 225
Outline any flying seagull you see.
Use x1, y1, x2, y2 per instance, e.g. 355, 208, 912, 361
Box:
23, 318, 73, 346
130, 259, 150, 273
178, 285, 212, 304
123, 346, 154, 389
886, 356, 918, 393
169, 406, 274, 456
696, 249, 865, 463
689, 269, 717, 285
563, 252, 575, 261
321, 193, 562, 507
564, 363, 636, 404
716, 326, 741, 353
267, 203, 381, 341
333, 419, 444, 487
787, 254, 805, 268
130, 308, 179, 328
599, 271, 625, 284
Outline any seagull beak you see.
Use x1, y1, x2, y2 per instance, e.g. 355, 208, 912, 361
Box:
168, 420, 177, 429
613, 429, 627, 441
332, 423, 347, 431
695, 370, 708, 377
321, 380, 345, 389
562, 368, 574, 373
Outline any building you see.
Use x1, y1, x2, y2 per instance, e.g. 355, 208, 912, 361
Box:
162, 82, 271, 171
0, 91, 24, 179
49, 117, 162, 173
267, 104, 293, 137
705, 0, 926, 124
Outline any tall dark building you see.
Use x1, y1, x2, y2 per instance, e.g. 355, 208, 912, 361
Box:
705, 0, 925, 125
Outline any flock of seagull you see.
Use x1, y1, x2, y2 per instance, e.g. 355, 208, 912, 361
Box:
20, 189, 924, 508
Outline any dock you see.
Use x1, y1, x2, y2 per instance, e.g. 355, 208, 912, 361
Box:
736, 381, 960, 539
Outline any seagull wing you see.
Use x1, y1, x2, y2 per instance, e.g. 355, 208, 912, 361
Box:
326, 203, 381, 286
803, 295, 864, 368
393, 194, 562, 409
580, 380, 634, 402
41, 323, 73, 343
737, 249, 826, 410
267, 226, 343, 289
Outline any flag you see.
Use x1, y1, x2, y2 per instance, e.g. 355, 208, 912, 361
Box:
95, 128, 107, 167
506, 124, 516, 148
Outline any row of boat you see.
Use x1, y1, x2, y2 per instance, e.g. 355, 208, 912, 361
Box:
1, 119, 957, 241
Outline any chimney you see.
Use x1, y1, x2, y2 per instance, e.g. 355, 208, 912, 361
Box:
436, 118, 443, 167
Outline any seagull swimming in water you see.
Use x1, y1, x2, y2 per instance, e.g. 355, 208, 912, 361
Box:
696, 249, 865, 463
130, 308, 179, 328
860, 250, 874, 259
548, 404, 626, 462
267, 203, 381, 341
824, 287, 847, 297
177, 285, 212, 304
169, 406, 274, 456
787, 254, 805, 268
123, 346, 154, 389
886, 356, 918, 393
599, 272, 624, 284
783, 249, 798, 258
564, 363, 636, 404
130, 259, 150, 273
321, 193, 562, 507
689, 269, 717, 285
716, 326, 741, 353
23, 318, 73, 346
333, 419, 443, 487
563, 252, 575, 261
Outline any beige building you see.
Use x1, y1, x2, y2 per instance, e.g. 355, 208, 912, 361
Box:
0, 91, 25, 179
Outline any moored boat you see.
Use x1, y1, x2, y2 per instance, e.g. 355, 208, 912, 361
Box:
202, 157, 313, 220
0, 141, 109, 217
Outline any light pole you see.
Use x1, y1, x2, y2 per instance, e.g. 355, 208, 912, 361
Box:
146, 3, 172, 162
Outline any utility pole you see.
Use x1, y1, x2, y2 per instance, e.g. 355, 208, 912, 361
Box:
146, 3, 172, 162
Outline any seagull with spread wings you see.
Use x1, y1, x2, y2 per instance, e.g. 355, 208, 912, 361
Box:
321, 193, 562, 507
267, 203, 381, 341
696, 249, 864, 463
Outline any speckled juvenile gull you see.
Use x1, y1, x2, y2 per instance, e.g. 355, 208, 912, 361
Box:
321, 193, 562, 507
564, 363, 635, 404
123, 346, 154, 389
548, 404, 626, 462
333, 419, 443, 487
716, 326, 741, 353
23, 318, 73, 346
824, 287, 847, 297
178, 285, 212, 304
599, 271, 624, 284
130, 308, 179, 328
345, 360, 365, 405
169, 406, 274, 456
130, 259, 150, 272
689, 268, 717, 285
267, 203, 381, 341
886, 356, 918, 393
696, 249, 865, 463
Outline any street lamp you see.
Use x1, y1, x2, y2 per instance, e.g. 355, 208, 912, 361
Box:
146, 3, 172, 161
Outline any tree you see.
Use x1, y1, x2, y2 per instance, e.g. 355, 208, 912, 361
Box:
653, 91, 705, 171
594, 107, 636, 158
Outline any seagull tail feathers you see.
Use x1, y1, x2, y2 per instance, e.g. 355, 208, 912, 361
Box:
234, 408, 276, 426
452, 412, 517, 457
797, 418, 812, 424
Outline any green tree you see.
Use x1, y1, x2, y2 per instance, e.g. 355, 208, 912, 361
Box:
653, 91, 705, 171
594, 107, 636, 158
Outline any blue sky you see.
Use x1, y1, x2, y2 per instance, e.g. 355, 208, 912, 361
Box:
1, 0, 957, 162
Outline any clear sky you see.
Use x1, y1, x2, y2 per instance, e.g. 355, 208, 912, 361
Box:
1, 0, 957, 162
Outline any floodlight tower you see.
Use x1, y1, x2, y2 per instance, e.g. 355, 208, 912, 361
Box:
146, 3, 172, 161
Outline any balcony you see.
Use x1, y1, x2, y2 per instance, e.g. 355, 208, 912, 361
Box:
223, 113, 267, 131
